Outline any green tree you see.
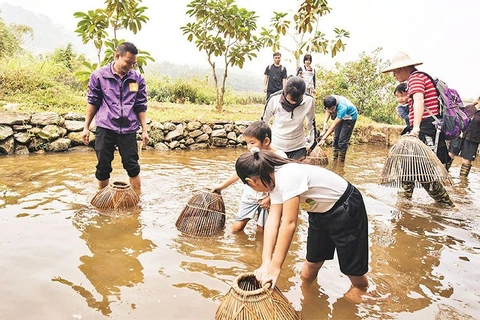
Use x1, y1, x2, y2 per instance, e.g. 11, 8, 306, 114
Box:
73, 9, 109, 66
0, 15, 32, 59
316, 48, 398, 124
266, 0, 350, 68
181, 0, 266, 112
73, 0, 154, 83
49, 43, 80, 71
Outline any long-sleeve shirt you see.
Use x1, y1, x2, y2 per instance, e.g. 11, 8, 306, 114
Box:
262, 92, 317, 152
87, 63, 147, 134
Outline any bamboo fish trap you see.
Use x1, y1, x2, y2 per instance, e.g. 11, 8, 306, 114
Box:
380, 135, 453, 187
215, 273, 300, 320
90, 181, 140, 210
175, 190, 226, 237
304, 147, 328, 166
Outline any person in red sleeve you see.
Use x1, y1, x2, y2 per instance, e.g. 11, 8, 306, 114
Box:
383, 52, 453, 206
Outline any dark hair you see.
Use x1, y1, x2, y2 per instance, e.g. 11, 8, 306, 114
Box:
284, 76, 306, 103
303, 54, 312, 63
394, 82, 408, 94
235, 150, 295, 190
273, 52, 281, 57
116, 42, 138, 56
243, 121, 271, 143
323, 95, 337, 109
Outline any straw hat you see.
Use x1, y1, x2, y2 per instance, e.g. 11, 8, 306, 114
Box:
382, 52, 423, 73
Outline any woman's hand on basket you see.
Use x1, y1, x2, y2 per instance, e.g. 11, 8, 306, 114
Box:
254, 265, 270, 285
254, 265, 280, 288
211, 185, 223, 194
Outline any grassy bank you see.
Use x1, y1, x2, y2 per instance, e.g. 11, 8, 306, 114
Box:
143, 101, 379, 128
4, 99, 380, 129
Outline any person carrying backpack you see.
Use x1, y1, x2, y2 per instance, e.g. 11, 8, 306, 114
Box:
296, 54, 316, 95
383, 52, 453, 206
264, 52, 288, 100
448, 96, 480, 177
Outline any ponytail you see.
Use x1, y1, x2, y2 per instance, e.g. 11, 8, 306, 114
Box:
235, 148, 294, 190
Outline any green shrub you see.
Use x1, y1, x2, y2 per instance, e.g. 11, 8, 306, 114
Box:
315, 48, 400, 124
146, 75, 261, 106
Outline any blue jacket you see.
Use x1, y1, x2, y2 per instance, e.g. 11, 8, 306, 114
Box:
87, 63, 147, 134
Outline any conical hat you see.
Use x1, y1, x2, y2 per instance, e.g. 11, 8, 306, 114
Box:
382, 52, 423, 73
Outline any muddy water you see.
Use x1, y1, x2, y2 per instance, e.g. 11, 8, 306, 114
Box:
0, 145, 479, 320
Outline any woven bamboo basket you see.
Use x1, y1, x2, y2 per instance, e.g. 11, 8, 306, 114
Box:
380, 135, 453, 187
90, 181, 140, 210
216, 273, 300, 320
175, 190, 226, 237
304, 147, 328, 166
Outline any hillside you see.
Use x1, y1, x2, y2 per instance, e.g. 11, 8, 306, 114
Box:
0, 3, 264, 93
145, 62, 263, 92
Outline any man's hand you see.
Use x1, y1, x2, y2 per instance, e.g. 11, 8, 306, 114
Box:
410, 126, 420, 137
141, 131, 149, 148
81, 128, 90, 145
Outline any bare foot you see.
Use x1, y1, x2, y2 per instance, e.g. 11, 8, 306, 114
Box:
343, 286, 390, 303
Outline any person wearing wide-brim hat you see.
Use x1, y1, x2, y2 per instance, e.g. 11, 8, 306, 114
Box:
382, 51, 423, 73
383, 51, 454, 206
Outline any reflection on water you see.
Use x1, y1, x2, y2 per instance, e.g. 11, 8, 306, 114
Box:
53, 208, 156, 316
0, 145, 479, 319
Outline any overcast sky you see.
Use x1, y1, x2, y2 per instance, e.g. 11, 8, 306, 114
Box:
1, 0, 478, 99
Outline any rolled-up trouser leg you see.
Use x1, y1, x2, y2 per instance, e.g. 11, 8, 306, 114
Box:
398, 181, 414, 199
460, 164, 472, 177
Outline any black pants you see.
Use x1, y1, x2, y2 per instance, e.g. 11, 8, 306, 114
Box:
94, 127, 140, 181
419, 117, 450, 164
333, 119, 356, 152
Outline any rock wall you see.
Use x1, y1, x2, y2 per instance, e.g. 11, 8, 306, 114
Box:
0, 111, 403, 155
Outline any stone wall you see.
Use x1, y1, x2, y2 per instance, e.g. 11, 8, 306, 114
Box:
0, 110, 403, 155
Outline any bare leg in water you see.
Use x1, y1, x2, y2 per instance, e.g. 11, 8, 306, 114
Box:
301, 260, 369, 303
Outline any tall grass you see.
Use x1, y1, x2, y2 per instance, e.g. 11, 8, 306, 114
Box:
146, 75, 264, 105
0, 54, 86, 113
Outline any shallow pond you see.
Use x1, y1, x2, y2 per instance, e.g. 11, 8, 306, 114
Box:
0, 145, 479, 319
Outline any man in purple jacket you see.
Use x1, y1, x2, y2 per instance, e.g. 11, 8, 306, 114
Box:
81, 42, 149, 190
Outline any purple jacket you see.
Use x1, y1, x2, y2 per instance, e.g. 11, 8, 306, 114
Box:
87, 63, 147, 134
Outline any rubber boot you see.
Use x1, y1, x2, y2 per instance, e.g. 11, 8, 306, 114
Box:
332, 148, 339, 161
423, 181, 454, 206
398, 181, 414, 200
338, 150, 347, 162
460, 164, 472, 177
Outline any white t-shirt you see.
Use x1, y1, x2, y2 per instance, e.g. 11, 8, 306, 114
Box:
270, 163, 348, 212
262, 94, 316, 152
241, 149, 288, 203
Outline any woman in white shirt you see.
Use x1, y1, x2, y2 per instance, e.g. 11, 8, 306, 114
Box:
235, 148, 370, 300
262, 76, 317, 161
